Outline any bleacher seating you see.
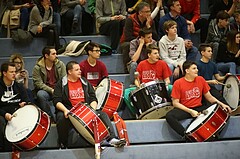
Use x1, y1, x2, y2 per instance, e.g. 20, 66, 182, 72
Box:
1, 1, 240, 158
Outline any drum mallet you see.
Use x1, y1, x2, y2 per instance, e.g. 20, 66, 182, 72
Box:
198, 110, 208, 116
218, 82, 231, 88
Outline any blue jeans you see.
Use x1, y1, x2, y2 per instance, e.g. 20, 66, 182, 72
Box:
186, 46, 199, 62
217, 62, 236, 75
129, 61, 137, 85
53, 12, 61, 35
36, 90, 56, 121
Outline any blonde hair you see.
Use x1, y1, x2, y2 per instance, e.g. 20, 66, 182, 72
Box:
9, 53, 25, 70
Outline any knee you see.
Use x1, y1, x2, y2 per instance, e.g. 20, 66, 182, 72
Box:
37, 90, 50, 100
74, 4, 83, 11
130, 62, 137, 70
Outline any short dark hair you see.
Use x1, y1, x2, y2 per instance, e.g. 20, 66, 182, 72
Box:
146, 44, 159, 54
216, 10, 230, 23
42, 46, 55, 58
198, 43, 212, 54
182, 60, 197, 75
135, 2, 150, 13
1, 62, 16, 77
139, 27, 152, 37
85, 42, 100, 55
66, 61, 79, 74
167, 0, 179, 11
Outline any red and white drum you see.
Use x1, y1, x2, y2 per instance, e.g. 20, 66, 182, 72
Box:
68, 103, 110, 145
5, 104, 50, 150
222, 75, 240, 111
185, 103, 229, 142
95, 77, 124, 118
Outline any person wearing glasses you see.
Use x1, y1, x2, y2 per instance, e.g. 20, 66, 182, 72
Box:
9, 53, 35, 103
79, 42, 108, 88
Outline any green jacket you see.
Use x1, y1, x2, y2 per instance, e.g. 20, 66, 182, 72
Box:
32, 57, 66, 93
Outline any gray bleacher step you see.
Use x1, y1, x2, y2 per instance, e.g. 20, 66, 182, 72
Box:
27, 74, 130, 90
1, 140, 240, 159
0, 54, 125, 75
0, 35, 111, 57
37, 116, 240, 149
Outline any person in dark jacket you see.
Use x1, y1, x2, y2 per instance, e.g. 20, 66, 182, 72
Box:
53, 61, 126, 148
0, 62, 29, 152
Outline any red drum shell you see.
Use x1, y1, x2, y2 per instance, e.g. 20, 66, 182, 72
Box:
68, 103, 110, 144
186, 104, 229, 142
5, 105, 50, 150
95, 77, 124, 118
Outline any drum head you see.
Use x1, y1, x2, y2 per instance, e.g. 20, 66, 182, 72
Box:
222, 75, 239, 110
139, 105, 173, 120
68, 115, 95, 144
95, 78, 109, 109
5, 105, 39, 142
186, 104, 217, 133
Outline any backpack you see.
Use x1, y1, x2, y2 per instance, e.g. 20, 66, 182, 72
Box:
99, 43, 112, 55
1, 9, 21, 37
59, 40, 91, 56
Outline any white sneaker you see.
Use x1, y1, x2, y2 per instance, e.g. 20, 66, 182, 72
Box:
109, 138, 126, 148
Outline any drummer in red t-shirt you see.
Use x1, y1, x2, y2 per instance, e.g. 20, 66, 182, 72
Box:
166, 60, 232, 139
79, 42, 108, 88
135, 44, 172, 87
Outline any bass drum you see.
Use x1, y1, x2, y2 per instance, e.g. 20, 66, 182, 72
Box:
185, 103, 229, 142
5, 104, 50, 150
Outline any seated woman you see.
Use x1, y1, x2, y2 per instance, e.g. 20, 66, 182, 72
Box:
9, 53, 35, 103
216, 30, 240, 74
28, 0, 60, 50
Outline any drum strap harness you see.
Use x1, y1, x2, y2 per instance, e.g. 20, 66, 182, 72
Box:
113, 112, 130, 146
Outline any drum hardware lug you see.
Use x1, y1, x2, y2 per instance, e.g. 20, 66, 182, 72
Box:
150, 102, 154, 107
211, 121, 216, 126
133, 96, 137, 102
145, 89, 149, 95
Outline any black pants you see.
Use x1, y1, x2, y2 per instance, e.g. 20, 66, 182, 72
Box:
99, 20, 125, 50
34, 24, 60, 50
194, 18, 208, 43
56, 110, 116, 147
166, 104, 209, 137
0, 116, 12, 152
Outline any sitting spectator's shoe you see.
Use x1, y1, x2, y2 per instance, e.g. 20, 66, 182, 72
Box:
72, 20, 79, 33
109, 138, 126, 148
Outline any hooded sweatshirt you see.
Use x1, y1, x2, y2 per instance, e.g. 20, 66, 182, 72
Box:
159, 35, 186, 67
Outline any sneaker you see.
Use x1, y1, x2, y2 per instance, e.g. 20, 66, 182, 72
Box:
109, 138, 126, 148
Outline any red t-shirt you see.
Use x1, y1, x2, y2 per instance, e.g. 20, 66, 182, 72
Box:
179, 0, 200, 24
171, 76, 210, 108
46, 65, 57, 88
68, 79, 85, 107
79, 60, 108, 87
137, 59, 172, 83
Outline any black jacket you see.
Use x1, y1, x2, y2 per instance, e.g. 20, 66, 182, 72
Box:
0, 77, 29, 117
53, 76, 97, 112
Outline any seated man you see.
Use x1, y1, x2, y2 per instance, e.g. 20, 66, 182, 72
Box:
96, 0, 127, 53
166, 60, 231, 139
60, 0, 86, 35
0, 62, 29, 152
205, 10, 230, 62
136, 44, 172, 86
79, 42, 108, 88
159, 0, 199, 62
32, 46, 66, 122
196, 43, 230, 106
53, 61, 126, 148
128, 27, 157, 85
159, 20, 186, 83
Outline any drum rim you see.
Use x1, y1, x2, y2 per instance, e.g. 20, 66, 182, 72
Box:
185, 104, 219, 134
139, 103, 173, 119
222, 75, 240, 111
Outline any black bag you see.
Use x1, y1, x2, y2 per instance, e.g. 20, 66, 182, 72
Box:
100, 43, 112, 55
11, 29, 33, 44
